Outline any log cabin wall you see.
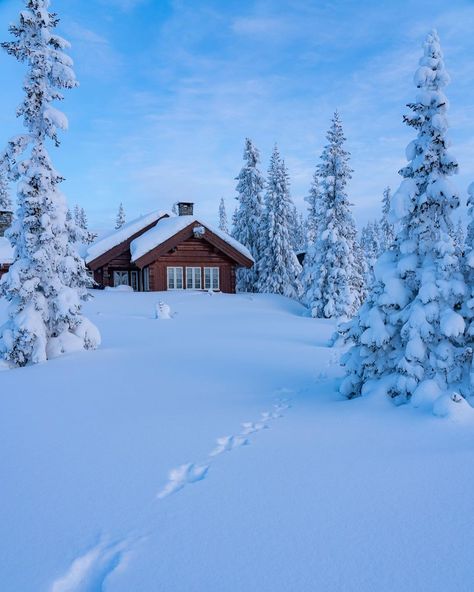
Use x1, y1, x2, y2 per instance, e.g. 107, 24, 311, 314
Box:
149, 236, 237, 293
93, 249, 142, 288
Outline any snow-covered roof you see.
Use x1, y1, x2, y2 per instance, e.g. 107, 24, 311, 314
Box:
0, 237, 14, 264
130, 215, 254, 263
86, 211, 167, 264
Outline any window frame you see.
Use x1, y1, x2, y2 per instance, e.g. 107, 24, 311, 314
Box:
167, 266, 184, 290
113, 270, 129, 287
204, 267, 220, 291
186, 266, 202, 290
143, 267, 150, 292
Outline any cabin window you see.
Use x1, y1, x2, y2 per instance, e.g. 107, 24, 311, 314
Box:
186, 267, 202, 289
167, 266, 183, 290
113, 271, 129, 287
130, 271, 139, 292
143, 267, 150, 291
204, 267, 219, 290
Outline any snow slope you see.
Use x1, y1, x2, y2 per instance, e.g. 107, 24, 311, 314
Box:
0, 291, 473, 591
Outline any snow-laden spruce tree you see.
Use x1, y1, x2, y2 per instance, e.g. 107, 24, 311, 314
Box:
232, 138, 265, 292
360, 220, 383, 286
258, 145, 302, 299
0, 170, 12, 211
115, 202, 126, 230
73, 205, 95, 244
341, 31, 466, 403
461, 183, 474, 393
452, 218, 465, 258
292, 211, 306, 252
218, 197, 228, 233
305, 172, 320, 245
380, 186, 395, 251
302, 112, 365, 318
0, 0, 100, 367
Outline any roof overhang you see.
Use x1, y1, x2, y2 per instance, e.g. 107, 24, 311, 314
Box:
133, 220, 254, 269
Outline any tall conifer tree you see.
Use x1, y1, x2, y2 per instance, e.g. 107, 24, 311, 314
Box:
232, 138, 265, 292
302, 112, 364, 318
0, 0, 100, 366
258, 145, 302, 299
341, 31, 465, 403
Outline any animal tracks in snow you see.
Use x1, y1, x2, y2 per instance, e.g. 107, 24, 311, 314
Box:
50, 538, 133, 592
156, 392, 293, 500
157, 462, 210, 499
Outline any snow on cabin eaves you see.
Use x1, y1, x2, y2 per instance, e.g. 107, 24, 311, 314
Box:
130, 215, 254, 263
0, 237, 14, 264
86, 211, 167, 264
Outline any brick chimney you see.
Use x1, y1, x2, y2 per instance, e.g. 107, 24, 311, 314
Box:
0, 210, 12, 237
177, 202, 194, 216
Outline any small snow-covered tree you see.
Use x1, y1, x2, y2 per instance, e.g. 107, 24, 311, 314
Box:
0, 171, 12, 211
258, 145, 302, 299
0, 0, 100, 367
341, 31, 466, 403
301, 112, 364, 318
73, 205, 95, 244
218, 197, 228, 233
380, 186, 395, 251
115, 202, 126, 230
452, 218, 465, 258
232, 138, 265, 292
292, 211, 306, 252
305, 172, 320, 245
360, 220, 383, 286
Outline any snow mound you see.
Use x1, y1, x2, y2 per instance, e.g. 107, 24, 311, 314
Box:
433, 392, 474, 422
104, 285, 133, 292
411, 379, 443, 410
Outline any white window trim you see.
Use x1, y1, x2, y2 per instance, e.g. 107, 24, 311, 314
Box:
143, 267, 150, 292
167, 266, 184, 290
186, 266, 202, 290
113, 270, 129, 287
204, 267, 220, 291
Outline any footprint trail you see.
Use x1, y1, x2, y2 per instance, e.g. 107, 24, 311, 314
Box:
156, 391, 293, 500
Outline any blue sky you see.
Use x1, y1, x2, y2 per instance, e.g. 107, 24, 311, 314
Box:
0, 0, 473, 229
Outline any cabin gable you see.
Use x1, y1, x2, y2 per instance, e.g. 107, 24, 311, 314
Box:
87, 216, 168, 271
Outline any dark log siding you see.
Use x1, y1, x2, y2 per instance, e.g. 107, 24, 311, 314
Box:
149, 236, 237, 293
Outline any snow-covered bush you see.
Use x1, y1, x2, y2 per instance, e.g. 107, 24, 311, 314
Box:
340, 31, 466, 406
0, 0, 100, 367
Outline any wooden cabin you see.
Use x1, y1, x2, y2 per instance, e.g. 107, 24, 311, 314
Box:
86, 202, 254, 293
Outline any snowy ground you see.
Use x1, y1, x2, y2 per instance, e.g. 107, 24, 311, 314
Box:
1, 290, 474, 591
